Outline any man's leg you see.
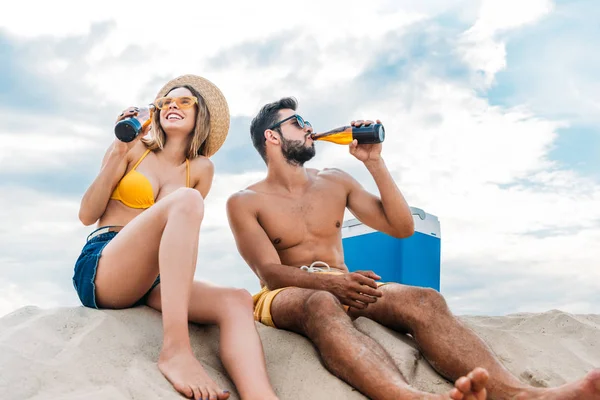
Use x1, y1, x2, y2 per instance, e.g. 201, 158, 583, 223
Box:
349, 284, 600, 400
270, 288, 489, 400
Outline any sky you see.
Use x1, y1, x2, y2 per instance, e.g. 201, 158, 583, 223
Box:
1, 0, 599, 317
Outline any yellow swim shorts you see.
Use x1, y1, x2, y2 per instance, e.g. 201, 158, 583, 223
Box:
252, 266, 386, 328
252, 286, 290, 328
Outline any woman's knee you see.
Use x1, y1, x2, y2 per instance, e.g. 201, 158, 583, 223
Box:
221, 288, 254, 313
167, 187, 204, 220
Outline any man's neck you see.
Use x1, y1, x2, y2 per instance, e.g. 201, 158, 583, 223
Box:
266, 159, 311, 193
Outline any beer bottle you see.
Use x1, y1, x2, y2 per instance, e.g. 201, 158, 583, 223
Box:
114, 105, 155, 143
310, 123, 385, 145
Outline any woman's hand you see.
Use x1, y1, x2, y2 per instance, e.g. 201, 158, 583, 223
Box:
113, 107, 151, 154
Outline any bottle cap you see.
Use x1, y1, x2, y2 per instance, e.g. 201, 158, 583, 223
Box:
115, 118, 142, 142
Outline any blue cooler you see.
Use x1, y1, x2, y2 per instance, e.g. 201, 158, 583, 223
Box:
341, 207, 441, 291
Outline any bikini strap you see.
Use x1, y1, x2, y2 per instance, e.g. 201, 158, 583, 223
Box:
185, 159, 190, 188
132, 148, 151, 170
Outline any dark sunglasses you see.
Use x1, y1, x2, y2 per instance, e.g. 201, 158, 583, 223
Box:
268, 114, 312, 130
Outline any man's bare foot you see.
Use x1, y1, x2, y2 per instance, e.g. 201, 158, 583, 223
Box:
446, 367, 489, 400
514, 369, 600, 400
403, 367, 489, 400
158, 345, 230, 400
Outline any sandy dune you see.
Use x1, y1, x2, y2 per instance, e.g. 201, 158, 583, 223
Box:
1, 306, 598, 399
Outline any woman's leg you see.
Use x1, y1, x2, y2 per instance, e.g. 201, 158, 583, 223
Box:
94, 187, 228, 400
147, 281, 279, 400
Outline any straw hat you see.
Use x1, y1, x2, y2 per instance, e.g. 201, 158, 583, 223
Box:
156, 74, 230, 157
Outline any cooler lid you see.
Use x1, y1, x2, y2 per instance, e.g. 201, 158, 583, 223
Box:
342, 207, 441, 239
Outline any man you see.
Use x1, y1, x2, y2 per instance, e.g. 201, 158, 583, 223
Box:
226, 97, 600, 400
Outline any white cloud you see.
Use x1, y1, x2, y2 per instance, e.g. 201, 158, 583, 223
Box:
0, 116, 103, 172
0, 281, 71, 318
476, 0, 600, 127
458, 0, 554, 86
0, 0, 426, 113
0, 187, 87, 316
473, 0, 553, 34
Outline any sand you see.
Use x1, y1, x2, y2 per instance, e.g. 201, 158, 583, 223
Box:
1, 306, 599, 399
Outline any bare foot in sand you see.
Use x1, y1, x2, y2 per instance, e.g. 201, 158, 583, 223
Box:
445, 367, 489, 400
514, 369, 600, 400
406, 367, 488, 400
158, 345, 230, 400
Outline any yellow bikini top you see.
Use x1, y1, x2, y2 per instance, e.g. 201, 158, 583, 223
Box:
110, 149, 190, 209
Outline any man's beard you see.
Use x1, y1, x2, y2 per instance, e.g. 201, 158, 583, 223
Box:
281, 136, 316, 166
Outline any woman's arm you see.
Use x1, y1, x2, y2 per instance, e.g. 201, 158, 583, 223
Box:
192, 157, 215, 199
79, 108, 150, 226
78, 140, 130, 226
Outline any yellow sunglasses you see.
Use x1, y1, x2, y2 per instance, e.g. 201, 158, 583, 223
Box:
154, 96, 198, 110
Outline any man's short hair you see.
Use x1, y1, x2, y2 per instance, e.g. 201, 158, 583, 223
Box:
249, 97, 298, 163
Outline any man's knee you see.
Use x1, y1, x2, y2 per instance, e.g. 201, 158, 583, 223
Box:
398, 285, 449, 320
416, 287, 447, 309
304, 291, 344, 314
302, 291, 347, 332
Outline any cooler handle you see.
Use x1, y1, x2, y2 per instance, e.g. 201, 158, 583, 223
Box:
410, 207, 426, 220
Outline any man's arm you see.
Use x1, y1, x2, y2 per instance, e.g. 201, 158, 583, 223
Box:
342, 120, 415, 239
226, 191, 382, 309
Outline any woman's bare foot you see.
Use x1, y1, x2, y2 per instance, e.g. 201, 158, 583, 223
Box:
514, 369, 600, 400
158, 345, 230, 400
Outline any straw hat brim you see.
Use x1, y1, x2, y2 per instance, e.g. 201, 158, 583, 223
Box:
156, 74, 230, 157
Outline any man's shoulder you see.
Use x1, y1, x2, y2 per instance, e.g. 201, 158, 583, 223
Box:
315, 167, 354, 184
226, 182, 265, 211
317, 166, 347, 175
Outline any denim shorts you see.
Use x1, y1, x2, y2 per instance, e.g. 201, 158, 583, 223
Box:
72, 227, 161, 309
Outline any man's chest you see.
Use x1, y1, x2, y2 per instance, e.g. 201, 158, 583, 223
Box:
255, 187, 348, 249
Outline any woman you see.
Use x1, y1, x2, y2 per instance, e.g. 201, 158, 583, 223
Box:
73, 75, 278, 400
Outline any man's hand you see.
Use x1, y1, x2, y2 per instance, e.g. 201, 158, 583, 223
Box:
349, 119, 383, 164
327, 270, 383, 309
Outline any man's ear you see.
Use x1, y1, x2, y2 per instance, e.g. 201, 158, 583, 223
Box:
264, 129, 281, 145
